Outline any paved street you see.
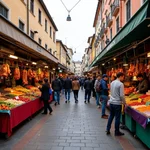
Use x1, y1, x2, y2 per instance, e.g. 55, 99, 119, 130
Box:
0, 90, 149, 150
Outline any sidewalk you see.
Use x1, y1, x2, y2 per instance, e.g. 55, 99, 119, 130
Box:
0, 90, 149, 150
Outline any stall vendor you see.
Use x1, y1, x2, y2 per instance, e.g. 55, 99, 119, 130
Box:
135, 73, 149, 94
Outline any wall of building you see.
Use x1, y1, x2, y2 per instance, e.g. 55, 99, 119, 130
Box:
1, 0, 57, 55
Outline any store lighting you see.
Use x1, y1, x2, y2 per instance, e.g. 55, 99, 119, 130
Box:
102, 63, 105, 66
113, 58, 116, 61
123, 64, 128, 67
45, 66, 49, 68
9, 55, 18, 59
53, 68, 55, 71
147, 52, 150, 57
58, 67, 60, 70
26, 63, 28, 66
32, 62, 37, 65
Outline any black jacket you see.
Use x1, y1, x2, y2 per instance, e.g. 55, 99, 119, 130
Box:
40, 83, 50, 101
64, 78, 72, 89
52, 78, 62, 91
84, 79, 93, 90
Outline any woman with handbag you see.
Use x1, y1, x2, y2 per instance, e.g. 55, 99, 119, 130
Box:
39, 78, 53, 115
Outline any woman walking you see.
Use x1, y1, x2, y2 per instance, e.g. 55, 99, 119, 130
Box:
72, 77, 80, 103
40, 78, 53, 114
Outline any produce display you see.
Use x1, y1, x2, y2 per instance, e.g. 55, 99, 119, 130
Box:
0, 85, 41, 111
125, 93, 150, 117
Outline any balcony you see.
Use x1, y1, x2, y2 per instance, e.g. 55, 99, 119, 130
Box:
111, 0, 120, 17
106, 13, 113, 27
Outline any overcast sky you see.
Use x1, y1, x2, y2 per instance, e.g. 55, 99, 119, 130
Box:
43, 0, 98, 61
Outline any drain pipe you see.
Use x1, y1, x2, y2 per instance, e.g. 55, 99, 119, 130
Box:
27, 0, 29, 35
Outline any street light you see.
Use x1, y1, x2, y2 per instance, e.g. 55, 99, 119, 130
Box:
60, 0, 82, 21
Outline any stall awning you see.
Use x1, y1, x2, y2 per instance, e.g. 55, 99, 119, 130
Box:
91, 0, 150, 67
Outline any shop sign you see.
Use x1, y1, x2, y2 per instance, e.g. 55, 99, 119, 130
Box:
37, 46, 42, 52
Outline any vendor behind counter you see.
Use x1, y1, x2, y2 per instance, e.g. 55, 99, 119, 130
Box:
135, 73, 149, 94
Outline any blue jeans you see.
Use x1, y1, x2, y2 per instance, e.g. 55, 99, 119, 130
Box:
54, 91, 60, 103
101, 95, 108, 116
106, 104, 122, 133
85, 89, 91, 101
96, 92, 100, 106
65, 89, 70, 101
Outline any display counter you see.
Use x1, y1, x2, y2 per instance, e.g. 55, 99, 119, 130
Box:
0, 95, 53, 137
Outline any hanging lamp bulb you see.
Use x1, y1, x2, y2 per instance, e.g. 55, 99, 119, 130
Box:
66, 14, 71, 21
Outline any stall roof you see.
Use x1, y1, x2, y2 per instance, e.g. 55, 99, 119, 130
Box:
91, 0, 150, 67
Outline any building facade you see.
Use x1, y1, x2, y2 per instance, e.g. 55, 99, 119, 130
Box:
92, 0, 147, 65
74, 61, 82, 76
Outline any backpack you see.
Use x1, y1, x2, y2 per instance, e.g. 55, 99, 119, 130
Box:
95, 80, 102, 92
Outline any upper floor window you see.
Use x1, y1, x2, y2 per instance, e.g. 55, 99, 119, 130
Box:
30, 30, 34, 39
116, 17, 119, 33
110, 28, 112, 40
30, 0, 34, 14
53, 32, 55, 43
19, 20, 25, 31
0, 3, 8, 19
45, 19, 47, 32
45, 44, 47, 49
126, 0, 131, 22
38, 38, 42, 45
50, 26, 52, 38
38, 9, 42, 24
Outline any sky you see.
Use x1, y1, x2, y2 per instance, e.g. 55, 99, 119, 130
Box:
43, 0, 98, 61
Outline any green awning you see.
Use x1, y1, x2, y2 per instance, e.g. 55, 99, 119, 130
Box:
91, 0, 150, 67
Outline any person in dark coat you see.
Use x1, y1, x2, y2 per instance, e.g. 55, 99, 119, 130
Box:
84, 77, 93, 103
40, 78, 53, 115
52, 76, 62, 106
64, 76, 72, 103
92, 76, 96, 97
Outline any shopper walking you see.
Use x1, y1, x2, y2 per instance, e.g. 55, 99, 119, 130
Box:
64, 75, 72, 103
106, 72, 126, 136
84, 77, 93, 103
94, 75, 101, 108
92, 76, 96, 98
72, 77, 80, 103
101, 74, 109, 119
52, 76, 62, 106
39, 78, 53, 115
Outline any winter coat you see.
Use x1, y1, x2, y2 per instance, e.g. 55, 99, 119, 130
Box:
72, 80, 80, 90
52, 78, 62, 91
84, 79, 93, 90
64, 78, 72, 89
40, 83, 50, 101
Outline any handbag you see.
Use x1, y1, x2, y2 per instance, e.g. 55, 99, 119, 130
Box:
49, 88, 52, 95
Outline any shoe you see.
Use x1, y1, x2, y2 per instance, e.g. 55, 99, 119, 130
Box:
54, 102, 57, 106
101, 115, 108, 119
88, 100, 90, 103
104, 114, 109, 117
115, 131, 125, 136
106, 131, 110, 135
49, 110, 53, 115
97, 105, 100, 109
58, 102, 60, 105
68, 100, 70, 103
41, 112, 47, 115
84, 100, 86, 103
65, 101, 67, 103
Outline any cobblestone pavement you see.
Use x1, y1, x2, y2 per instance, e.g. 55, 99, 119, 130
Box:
0, 90, 149, 150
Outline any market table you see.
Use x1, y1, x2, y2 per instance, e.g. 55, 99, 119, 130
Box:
125, 106, 150, 148
0, 95, 53, 137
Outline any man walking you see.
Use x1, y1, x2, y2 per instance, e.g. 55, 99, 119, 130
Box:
84, 76, 93, 103
52, 76, 62, 106
64, 75, 72, 103
106, 72, 125, 136
94, 75, 101, 108
101, 74, 109, 119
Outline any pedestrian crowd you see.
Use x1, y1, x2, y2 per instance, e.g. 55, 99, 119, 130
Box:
39, 72, 128, 136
